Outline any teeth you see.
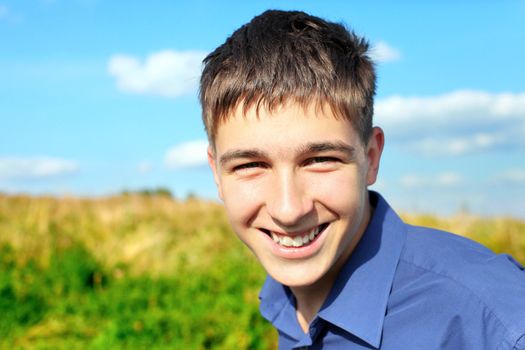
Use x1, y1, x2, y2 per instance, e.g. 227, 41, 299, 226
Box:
310, 226, 319, 240
281, 236, 294, 246
271, 225, 324, 248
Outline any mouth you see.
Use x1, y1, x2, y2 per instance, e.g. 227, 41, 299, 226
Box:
259, 223, 329, 248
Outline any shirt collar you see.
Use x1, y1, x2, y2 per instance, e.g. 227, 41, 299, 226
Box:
317, 191, 407, 347
259, 192, 407, 348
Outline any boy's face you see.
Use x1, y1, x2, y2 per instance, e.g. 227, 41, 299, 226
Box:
208, 102, 383, 288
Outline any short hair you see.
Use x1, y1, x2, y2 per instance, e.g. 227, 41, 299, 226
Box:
200, 10, 376, 147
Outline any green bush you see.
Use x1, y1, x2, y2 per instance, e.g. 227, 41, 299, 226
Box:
0, 239, 274, 349
0, 245, 48, 339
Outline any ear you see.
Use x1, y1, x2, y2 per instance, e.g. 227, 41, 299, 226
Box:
365, 127, 385, 186
207, 146, 224, 200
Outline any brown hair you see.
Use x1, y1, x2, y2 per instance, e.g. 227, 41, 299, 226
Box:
200, 10, 376, 147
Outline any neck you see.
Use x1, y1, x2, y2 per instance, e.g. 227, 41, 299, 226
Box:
291, 265, 340, 332
290, 199, 372, 333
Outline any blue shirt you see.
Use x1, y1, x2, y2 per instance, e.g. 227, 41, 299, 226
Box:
259, 192, 525, 349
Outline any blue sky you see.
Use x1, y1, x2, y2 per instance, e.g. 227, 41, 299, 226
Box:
1, 1, 524, 218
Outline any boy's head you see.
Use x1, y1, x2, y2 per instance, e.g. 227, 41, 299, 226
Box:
201, 10, 383, 289
200, 9, 376, 148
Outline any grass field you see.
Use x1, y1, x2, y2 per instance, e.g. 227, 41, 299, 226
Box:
1, 193, 524, 349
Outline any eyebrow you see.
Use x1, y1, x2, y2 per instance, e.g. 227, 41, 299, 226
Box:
298, 141, 356, 157
219, 149, 268, 167
219, 141, 356, 167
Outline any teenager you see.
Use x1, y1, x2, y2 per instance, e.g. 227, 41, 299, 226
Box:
200, 10, 525, 349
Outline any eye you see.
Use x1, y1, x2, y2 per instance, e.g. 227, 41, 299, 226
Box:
232, 161, 267, 175
304, 156, 339, 166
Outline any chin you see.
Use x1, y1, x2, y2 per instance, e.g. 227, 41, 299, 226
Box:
264, 259, 330, 288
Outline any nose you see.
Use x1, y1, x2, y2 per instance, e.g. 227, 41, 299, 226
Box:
266, 170, 314, 227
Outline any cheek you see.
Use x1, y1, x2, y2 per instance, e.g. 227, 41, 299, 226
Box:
222, 181, 265, 227
307, 169, 363, 209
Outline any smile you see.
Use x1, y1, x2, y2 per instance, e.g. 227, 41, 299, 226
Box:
260, 223, 329, 248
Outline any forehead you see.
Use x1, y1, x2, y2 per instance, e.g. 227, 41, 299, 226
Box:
214, 102, 361, 155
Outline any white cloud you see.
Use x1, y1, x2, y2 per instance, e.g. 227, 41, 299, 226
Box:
164, 139, 209, 169
399, 174, 426, 188
375, 90, 525, 155
370, 41, 401, 63
436, 172, 464, 186
405, 133, 505, 156
492, 169, 525, 184
0, 157, 79, 180
108, 50, 207, 98
400, 172, 464, 189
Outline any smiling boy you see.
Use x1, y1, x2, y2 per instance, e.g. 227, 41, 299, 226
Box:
200, 10, 525, 349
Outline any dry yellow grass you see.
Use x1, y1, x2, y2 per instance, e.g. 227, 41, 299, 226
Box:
0, 194, 247, 275
1, 194, 524, 272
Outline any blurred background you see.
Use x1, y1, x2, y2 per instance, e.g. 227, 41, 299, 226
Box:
1, 1, 524, 349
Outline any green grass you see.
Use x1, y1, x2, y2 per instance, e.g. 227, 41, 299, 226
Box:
0, 194, 274, 349
0, 194, 524, 349
0, 245, 273, 349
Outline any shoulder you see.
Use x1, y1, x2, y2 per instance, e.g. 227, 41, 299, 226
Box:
399, 224, 525, 289
401, 224, 502, 272
390, 225, 525, 348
